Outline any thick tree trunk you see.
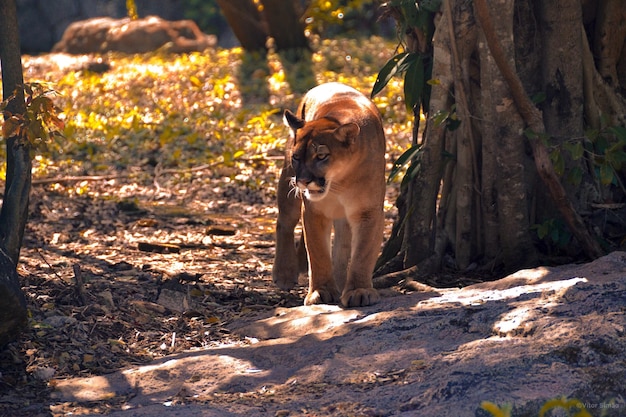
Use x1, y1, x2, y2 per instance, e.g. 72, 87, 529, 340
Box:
477, 0, 537, 270
474, 0, 604, 260
376, 0, 615, 284
216, 0, 268, 51
260, 0, 309, 52
537, 1, 588, 209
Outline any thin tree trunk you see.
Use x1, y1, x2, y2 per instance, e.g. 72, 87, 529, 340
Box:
1, 0, 30, 265
0, 0, 29, 345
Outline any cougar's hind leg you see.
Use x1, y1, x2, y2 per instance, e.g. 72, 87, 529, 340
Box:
296, 234, 308, 278
273, 165, 303, 290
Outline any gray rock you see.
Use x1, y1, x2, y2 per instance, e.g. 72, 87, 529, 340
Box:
51, 252, 626, 416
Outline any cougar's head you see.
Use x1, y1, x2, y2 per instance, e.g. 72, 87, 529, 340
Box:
284, 109, 360, 201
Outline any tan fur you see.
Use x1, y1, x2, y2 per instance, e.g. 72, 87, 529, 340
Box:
272, 83, 386, 307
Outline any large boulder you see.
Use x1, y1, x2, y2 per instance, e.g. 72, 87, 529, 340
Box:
17, 0, 185, 53
52, 15, 217, 54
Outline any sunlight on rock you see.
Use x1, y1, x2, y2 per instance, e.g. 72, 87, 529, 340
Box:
432, 277, 588, 306
493, 306, 533, 335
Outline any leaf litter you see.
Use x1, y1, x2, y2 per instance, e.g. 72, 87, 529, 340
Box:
0, 36, 411, 416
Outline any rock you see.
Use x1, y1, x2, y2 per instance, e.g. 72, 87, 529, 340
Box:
17, 0, 186, 53
50, 252, 626, 416
52, 16, 217, 55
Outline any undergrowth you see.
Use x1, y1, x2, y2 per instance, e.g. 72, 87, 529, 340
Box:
4, 36, 413, 197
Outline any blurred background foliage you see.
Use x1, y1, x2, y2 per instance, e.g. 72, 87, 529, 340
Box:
182, 0, 395, 41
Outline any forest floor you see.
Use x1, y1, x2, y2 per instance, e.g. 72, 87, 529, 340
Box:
4, 38, 621, 416
0, 142, 417, 416
0, 39, 418, 416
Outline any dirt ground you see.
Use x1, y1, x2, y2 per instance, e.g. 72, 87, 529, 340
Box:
0, 164, 405, 416
1, 167, 625, 417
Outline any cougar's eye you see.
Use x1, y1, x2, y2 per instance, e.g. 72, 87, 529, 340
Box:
315, 144, 330, 161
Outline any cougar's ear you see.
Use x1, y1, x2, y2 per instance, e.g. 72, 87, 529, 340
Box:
284, 109, 305, 130
334, 123, 360, 144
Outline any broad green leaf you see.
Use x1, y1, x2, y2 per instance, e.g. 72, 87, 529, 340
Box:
551, 151, 565, 176
371, 53, 417, 98
608, 148, 626, 169
388, 144, 423, 183
584, 128, 599, 142
531, 92, 546, 104
524, 128, 537, 140
400, 1, 419, 27
421, 0, 442, 12
403, 54, 424, 113
563, 141, 584, 160
567, 166, 583, 185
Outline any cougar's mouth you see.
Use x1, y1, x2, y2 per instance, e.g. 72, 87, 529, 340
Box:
290, 176, 327, 200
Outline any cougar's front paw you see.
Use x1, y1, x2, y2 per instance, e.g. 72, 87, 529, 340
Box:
304, 286, 341, 305
341, 288, 379, 307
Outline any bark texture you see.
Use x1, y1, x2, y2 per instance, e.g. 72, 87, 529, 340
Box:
0, 0, 29, 345
376, 0, 622, 282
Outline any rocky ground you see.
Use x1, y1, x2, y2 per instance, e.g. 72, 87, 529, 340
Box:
1, 168, 625, 416
1, 48, 625, 416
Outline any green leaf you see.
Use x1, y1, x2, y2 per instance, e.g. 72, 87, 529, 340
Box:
608, 148, 626, 170
388, 144, 423, 183
421, 0, 442, 13
551, 151, 565, 176
563, 141, 584, 160
400, 1, 419, 27
531, 92, 546, 104
524, 128, 537, 140
403, 54, 424, 113
432, 109, 450, 128
371, 53, 416, 98
567, 166, 583, 185
608, 125, 626, 143
599, 162, 614, 185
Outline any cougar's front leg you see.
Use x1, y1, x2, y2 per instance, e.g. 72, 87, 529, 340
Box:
303, 205, 341, 305
341, 207, 383, 307
273, 165, 304, 290
332, 218, 352, 293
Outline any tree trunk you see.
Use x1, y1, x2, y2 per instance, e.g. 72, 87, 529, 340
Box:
376, 0, 618, 283
0, 0, 29, 345
260, 0, 309, 52
477, 0, 536, 270
216, 0, 268, 51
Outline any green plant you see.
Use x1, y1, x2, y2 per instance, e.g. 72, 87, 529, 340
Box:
481, 397, 593, 417
1, 82, 65, 150
370, 0, 440, 183
585, 125, 626, 189
531, 218, 572, 249
126, 0, 138, 20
